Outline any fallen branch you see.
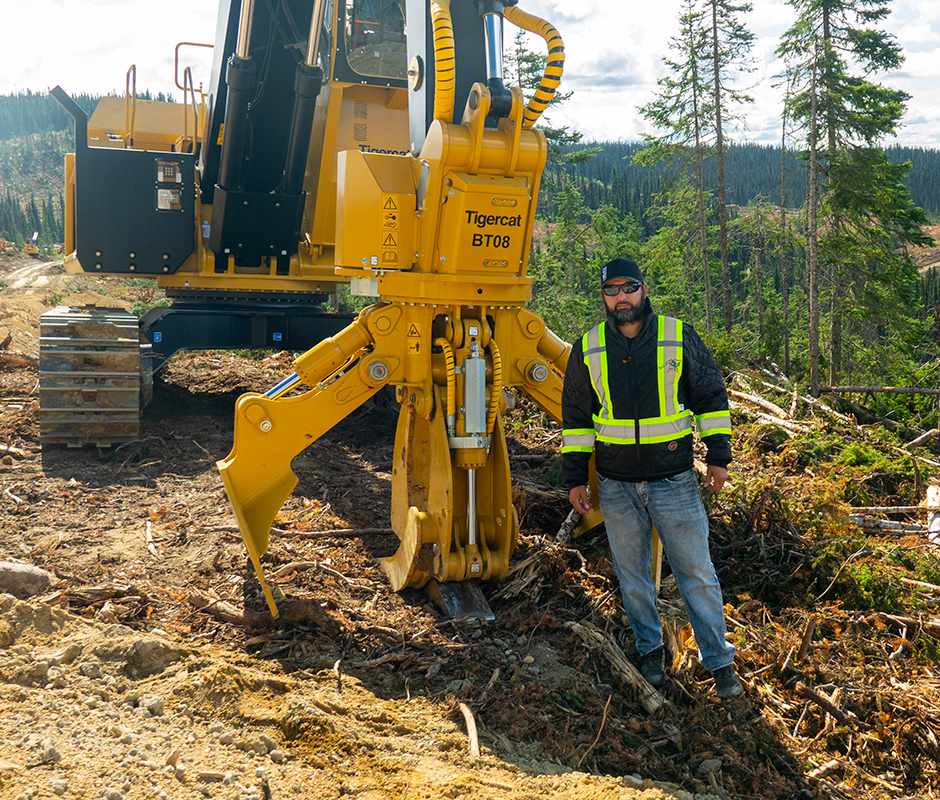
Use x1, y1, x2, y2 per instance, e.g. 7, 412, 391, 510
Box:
3, 488, 24, 504
820, 384, 940, 397
849, 516, 928, 534
728, 388, 789, 419
555, 507, 581, 543
0, 444, 27, 458
577, 693, 612, 769
188, 590, 341, 635
904, 429, 939, 450
564, 621, 665, 714
797, 615, 817, 662
850, 505, 940, 514
796, 683, 866, 728
513, 479, 568, 502
728, 403, 813, 435
458, 702, 480, 758
0, 350, 38, 368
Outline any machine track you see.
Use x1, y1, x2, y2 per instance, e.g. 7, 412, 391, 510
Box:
39, 306, 144, 447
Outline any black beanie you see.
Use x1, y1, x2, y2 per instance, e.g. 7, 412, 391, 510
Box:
601, 257, 644, 285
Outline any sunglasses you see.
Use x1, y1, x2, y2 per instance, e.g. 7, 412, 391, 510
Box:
602, 281, 643, 296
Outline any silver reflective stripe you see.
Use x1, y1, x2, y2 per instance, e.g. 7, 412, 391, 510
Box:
582, 325, 608, 418
562, 429, 596, 452
595, 413, 693, 444
696, 411, 732, 436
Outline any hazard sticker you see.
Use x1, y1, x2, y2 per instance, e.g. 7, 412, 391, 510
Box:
382, 211, 399, 230
382, 194, 399, 211
407, 323, 421, 338
407, 340, 420, 354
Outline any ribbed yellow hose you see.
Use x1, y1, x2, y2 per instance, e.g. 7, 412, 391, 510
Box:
486, 339, 502, 435
434, 337, 456, 426
504, 5, 565, 129
430, 0, 456, 123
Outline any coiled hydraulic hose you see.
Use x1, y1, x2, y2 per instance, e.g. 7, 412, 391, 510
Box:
504, 5, 565, 129
435, 337, 457, 433
486, 339, 502, 435
430, 0, 456, 123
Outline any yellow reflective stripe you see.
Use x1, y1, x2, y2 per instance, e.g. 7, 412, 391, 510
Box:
696, 410, 732, 436
583, 326, 608, 418
562, 445, 595, 453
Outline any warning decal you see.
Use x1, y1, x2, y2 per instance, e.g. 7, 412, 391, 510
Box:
407, 323, 420, 338
383, 195, 398, 210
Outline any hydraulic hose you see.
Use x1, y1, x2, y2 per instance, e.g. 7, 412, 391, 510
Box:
435, 337, 457, 433
430, 0, 456, 123
486, 338, 502, 435
504, 5, 565, 129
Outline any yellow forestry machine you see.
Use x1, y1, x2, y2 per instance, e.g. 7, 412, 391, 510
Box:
51, 0, 603, 618
24, 232, 40, 258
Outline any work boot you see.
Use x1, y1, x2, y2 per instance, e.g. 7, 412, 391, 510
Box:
711, 665, 744, 698
639, 646, 665, 687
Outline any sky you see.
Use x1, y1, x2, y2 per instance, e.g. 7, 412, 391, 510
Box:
3, 0, 940, 149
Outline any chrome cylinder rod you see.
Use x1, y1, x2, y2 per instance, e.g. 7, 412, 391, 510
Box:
482, 13, 504, 82
467, 468, 478, 547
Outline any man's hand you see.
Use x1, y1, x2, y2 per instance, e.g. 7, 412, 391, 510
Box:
704, 465, 728, 492
569, 485, 592, 513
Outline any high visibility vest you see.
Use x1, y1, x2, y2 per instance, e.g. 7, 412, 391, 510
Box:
562, 317, 731, 453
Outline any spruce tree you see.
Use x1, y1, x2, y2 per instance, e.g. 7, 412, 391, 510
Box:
777, 0, 932, 391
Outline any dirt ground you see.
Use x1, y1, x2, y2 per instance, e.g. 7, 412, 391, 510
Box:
0, 254, 937, 800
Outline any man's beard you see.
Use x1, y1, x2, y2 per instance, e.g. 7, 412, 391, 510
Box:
606, 300, 645, 325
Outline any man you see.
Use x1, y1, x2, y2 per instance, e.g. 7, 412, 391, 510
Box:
561, 256, 743, 699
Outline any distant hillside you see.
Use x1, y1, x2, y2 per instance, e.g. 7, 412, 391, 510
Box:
1, 90, 939, 252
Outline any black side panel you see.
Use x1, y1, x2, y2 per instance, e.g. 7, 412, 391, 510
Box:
75, 149, 196, 275
208, 187, 306, 258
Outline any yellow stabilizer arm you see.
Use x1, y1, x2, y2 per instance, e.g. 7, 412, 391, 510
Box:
217, 311, 385, 618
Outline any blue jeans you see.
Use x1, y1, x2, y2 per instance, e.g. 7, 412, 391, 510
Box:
597, 469, 735, 672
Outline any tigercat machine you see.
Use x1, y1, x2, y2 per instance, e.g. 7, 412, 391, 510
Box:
51, 0, 604, 616
216, 0, 606, 620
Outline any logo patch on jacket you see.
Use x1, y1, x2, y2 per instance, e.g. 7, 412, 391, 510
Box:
668, 441, 678, 451
666, 358, 681, 373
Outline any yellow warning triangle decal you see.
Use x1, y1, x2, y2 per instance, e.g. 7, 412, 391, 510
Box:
383, 196, 398, 210
407, 323, 420, 337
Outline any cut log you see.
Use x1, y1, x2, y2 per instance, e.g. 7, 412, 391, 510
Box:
564, 621, 664, 714
727, 388, 789, 419
928, 486, 940, 545
904, 429, 939, 450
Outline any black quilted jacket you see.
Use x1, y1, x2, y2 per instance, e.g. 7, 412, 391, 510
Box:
561, 308, 732, 486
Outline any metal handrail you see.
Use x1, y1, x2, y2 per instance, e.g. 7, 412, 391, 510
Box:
124, 65, 137, 146
174, 41, 213, 95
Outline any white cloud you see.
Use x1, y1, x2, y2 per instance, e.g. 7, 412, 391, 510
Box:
2, 0, 938, 147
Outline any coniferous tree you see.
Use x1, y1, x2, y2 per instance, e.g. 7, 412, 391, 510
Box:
705, 0, 756, 331
778, 0, 933, 391
636, 0, 716, 331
